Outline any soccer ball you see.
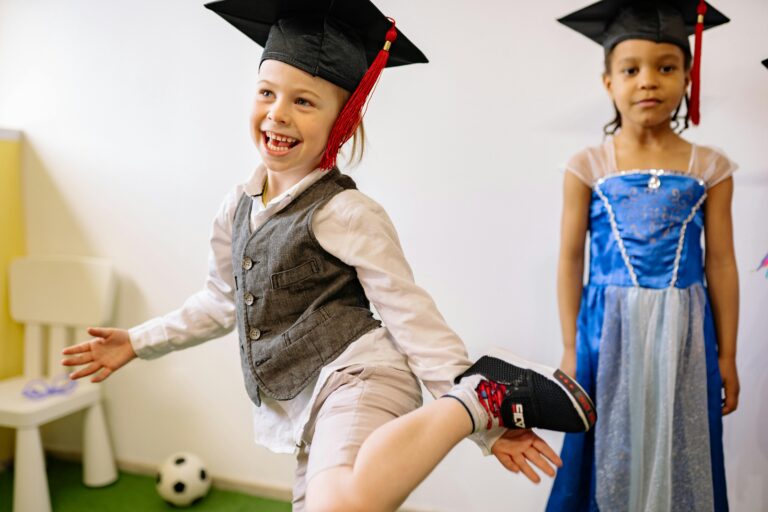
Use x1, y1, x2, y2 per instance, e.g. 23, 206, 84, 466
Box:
156, 452, 211, 507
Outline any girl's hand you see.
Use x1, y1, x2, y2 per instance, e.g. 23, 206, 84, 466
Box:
61, 327, 137, 383
560, 347, 577, 379
491, 429, 563, 483
719, 357, 740, 415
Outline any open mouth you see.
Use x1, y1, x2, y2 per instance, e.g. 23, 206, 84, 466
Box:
263, 131, 300, 153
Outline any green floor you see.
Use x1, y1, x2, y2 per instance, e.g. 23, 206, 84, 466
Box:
0, 457, 291, 511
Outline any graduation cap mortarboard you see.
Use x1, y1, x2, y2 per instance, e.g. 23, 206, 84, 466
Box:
558, 0, 730, 125
205, 0, 428, 169
763, 58, 768, 69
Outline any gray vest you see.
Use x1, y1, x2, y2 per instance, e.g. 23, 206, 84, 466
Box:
232, 169, 381, 406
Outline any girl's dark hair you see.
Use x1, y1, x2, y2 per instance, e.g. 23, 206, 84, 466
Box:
602, 46, 692, 136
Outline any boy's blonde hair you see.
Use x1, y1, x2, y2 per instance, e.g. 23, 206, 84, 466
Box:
343, 121, 366, 168
332, 87, 365, 169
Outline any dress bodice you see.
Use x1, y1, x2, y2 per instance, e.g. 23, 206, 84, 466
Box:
587, 171, 707, 289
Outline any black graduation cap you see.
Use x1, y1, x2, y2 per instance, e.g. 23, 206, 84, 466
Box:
557, 0, 730, 126
557, 0, 729, 55
763, 58, 768, 69
204, 0, 428, 92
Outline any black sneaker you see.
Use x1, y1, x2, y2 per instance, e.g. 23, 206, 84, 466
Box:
455, 348, 596, 433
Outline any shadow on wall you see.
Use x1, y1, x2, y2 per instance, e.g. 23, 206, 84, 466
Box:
14, 138, 150, 457
21, 138, 95, 256
21, 136, 151, 329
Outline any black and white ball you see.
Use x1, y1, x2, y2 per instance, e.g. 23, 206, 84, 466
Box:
156, 452, 211, 507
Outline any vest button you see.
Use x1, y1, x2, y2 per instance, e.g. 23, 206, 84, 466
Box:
242, 257, 253, 270
249, 327, 261, 340
244, 293, 255, 306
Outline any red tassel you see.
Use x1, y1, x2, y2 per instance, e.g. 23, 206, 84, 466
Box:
319, 18, 398, 170
689, 0, 707, 126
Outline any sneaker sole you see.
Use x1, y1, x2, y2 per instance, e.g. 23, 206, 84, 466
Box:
486, 347, 596, 431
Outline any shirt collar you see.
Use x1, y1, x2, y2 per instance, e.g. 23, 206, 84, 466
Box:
243, 164, 327, 207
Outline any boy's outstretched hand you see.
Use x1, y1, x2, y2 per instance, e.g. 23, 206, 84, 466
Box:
491, 429, 563, 484
61, 327, 136, 383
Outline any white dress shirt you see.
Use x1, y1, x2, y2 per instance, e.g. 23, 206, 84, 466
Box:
130, 165, 493, 454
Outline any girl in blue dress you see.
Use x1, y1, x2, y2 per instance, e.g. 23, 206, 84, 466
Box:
548, 1, 740, 511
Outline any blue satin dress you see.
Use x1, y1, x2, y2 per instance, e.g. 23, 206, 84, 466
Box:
546, 171, 728, 512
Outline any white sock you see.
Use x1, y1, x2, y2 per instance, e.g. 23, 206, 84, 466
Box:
444, 374, 488, 433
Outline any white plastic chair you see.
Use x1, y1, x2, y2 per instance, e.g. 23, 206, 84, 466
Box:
0, 255, 118, 512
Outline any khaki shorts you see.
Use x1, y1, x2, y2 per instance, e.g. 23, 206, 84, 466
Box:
292, 365, 423, 511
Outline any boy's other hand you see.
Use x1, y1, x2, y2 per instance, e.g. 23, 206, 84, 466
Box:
491, 428, 563, 484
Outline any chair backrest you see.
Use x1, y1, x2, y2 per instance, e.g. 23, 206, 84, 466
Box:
8, 255, 116, 378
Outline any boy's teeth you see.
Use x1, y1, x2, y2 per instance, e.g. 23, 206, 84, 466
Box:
266, 137, 291, 152
267, 131, 297, 143
264, 131, 299, 153
267, 141, 289, 152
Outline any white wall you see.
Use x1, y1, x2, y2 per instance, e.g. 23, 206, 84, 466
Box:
1, 0, 766, 510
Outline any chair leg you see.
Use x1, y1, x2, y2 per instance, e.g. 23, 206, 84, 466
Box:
82, 401, 118, 487
14, 426, 52, 512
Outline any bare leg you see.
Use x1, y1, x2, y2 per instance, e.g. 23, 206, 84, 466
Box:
303, 349, 593, 512
306, 397, 472, 512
